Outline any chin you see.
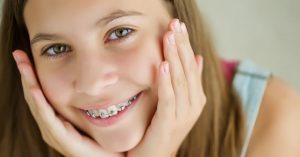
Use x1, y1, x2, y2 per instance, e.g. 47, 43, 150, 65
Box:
92, 125, 146, 152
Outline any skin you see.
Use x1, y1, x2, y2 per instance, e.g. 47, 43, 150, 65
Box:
12, 0, 300, 156
13, 0, 206, 156
246, 77, 300, 157
23, 0, 170, 152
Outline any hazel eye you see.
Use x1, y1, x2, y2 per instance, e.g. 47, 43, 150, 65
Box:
107, 27, 133, 42
43, 44, 71, 57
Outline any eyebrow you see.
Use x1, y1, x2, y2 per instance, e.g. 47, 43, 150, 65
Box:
30, 9, 144, 46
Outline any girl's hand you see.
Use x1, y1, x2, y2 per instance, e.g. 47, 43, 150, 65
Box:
127, 19, 207, 157
12, 50, 125, 157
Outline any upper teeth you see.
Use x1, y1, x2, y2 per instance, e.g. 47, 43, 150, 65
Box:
86, 95, 137, 119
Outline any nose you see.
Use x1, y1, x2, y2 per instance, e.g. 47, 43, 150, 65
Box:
73, 53, 119, 96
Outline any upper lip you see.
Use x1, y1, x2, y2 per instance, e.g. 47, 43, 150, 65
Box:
78, 91, 141, 111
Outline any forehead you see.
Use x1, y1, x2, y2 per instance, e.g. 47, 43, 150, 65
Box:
24, 0, 170, 36
24, 0, 151, 16
24, 0, 158, 14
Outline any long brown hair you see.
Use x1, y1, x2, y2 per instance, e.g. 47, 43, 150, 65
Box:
0, 0, 245, 156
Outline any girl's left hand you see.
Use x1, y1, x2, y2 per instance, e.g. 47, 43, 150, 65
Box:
127, 19, 207, 157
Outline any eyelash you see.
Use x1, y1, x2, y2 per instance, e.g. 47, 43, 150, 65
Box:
41, 27, 135, 59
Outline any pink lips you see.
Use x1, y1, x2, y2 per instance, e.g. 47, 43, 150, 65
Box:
80, 91, 143, 127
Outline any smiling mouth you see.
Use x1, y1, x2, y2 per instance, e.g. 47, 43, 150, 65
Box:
84, 92, 142, 119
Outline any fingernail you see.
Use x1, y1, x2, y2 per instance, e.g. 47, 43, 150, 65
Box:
173, 19, 181, 32
168, 33, 175, 45
12, 51, 21, 63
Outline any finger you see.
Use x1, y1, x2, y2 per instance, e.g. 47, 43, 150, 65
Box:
163, 30, 189, 118
156, 62, 176, 124
195, 55, 204, 85
173, 21, 199, 78
13, 50, 39, 87
194, 55, 206, 111
29, 87, 77, 155
20, 76, 38, 117
171, 20, 203, 109
13, 50, 63, 133
31, 89, 100, 156
15, 54, 66, 150
140, 62, 176, 153
30, 87, 65, 134
13, 50, 42, 120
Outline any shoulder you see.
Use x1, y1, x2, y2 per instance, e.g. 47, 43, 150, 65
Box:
246, 76, 300, 156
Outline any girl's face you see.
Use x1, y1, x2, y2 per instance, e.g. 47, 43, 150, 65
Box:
24, 0, 172, 152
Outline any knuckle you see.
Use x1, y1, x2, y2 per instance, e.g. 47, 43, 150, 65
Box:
175, 77, 187, 89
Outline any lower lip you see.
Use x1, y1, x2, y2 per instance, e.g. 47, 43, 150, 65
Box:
80, 91, 143, 127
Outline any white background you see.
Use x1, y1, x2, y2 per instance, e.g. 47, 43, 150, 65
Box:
197, 0, 300, 90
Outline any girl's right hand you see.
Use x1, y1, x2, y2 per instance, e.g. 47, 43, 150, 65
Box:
12, 50, 125, 157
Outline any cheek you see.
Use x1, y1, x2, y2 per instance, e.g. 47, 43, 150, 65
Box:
115, 35, 163, 87
36, 68, 71, 109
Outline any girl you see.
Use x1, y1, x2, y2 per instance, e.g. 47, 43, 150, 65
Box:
1, 0, 300, 157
